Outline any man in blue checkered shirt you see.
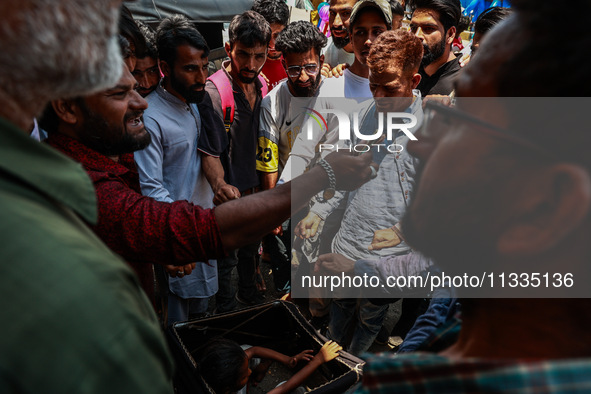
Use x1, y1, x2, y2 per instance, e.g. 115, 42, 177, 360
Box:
358, 0, 591, 392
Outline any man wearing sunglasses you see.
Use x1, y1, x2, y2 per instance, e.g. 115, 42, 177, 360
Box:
256, 20, 328, 293
358, 0, 591, 391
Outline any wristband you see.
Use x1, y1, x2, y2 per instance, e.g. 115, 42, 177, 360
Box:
317, 159, 336, 202
391, 223, 406, 243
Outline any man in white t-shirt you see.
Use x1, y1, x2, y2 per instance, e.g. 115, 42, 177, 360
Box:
257, 20, 328, 194
256, 20, 328, 292
321, 0, 357, 76
319, 0, 393, 100
279, 0, 393, 185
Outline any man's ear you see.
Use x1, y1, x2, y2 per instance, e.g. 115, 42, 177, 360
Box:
498, 164, 591, 256
281, 58, 287, 70
411, 73, 421, 89
224, 41, 232, 57
446, 26, 456, 45
319, 54, 325, 69
52, 99, 80, 125
159, 59, 170, 78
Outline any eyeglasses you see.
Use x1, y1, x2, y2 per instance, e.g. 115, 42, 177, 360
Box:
286, 63, 319, 78
417, 101, 558, 160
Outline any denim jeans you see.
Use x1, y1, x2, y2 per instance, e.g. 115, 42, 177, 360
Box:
215, 242, 259, 312
327, 298, 389, 356
263, 219, 291, 292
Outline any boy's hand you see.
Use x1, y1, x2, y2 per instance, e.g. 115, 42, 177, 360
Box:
289, 350, 314, 367
317, 340, 342, 363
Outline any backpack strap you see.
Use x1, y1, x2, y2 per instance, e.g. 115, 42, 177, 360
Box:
258, 74, 269, 97
208, 69, 234, 133
208, 70, 269, 133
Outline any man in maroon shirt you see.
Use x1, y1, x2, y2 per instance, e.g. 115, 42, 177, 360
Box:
40, 61, 374, 306
252, 0, 290, 90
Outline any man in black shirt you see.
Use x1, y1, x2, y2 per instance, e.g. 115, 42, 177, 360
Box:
409, 0, 461, 96
199, 11, 271, 310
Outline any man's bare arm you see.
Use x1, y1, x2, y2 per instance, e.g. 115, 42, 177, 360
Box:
215, 152, 375, 250
259, 171, 279, 191
201, 154, 241, 205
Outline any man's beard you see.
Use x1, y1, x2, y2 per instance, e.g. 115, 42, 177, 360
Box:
267, 50, 282, 61
421, 38, 447, 67
289, 74, 321, 97
138, 84, 158, 98
331, 28, 351, 49
0, 1, 123, 101
237, 68, 260, 84
170, 73, 206, 103
77, 104, 151, 157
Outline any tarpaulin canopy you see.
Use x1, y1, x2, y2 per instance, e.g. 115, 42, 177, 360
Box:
462, 0, 511, 21
126, 0, 254, 23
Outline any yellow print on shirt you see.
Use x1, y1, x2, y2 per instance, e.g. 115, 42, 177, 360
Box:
256, 136, 279, 172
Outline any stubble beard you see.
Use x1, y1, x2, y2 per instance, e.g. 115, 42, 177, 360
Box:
421, 38, 447, 68
77, 103, 151, 157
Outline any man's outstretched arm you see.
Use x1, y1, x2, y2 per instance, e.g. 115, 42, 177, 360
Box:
216, 152, 375, 250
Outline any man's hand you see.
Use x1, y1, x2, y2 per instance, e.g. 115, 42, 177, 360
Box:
314, 253, 355, 274
295, 212, 322, 239
423, 94, 453, 107
329, 63, 349, 78
289, 350, 314, 367
316, 340, 342, 363
165, 263, 196, 278
323, 151, 376, 191
320, 62, 333, 78
459, 52, 471, 67
368, 227, 402, 251
213, 183, 241, 206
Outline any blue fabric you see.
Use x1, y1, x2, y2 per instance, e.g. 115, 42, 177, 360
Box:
398, 290, 459, 353
331, 93, 423, 261
328, 298, 389, 356
167, 293, 209, 326
325, 96, 424, 355
358, 352, 591, 393
135, 83, 217, 300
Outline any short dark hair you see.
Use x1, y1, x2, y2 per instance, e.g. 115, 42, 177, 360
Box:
275, 20, 328, 57
367, 29, 423, 76
119, 5, 146, 57
118, 35, 133, 61
156, 14, 209, 67
228, 11, 272, 48
458, 14, 471, 32
409, 0, 461, 32
474, 7, 512, 36
390, 0, 405, 17
136, 21, 158, 60
350, 6, 392, 32
198, 339, 248, 394
252, 0, 290, 26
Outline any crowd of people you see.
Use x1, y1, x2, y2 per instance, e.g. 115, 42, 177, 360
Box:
2, 0, 590, 392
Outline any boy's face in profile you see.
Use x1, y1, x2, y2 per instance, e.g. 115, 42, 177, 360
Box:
233, 356, 251, 392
